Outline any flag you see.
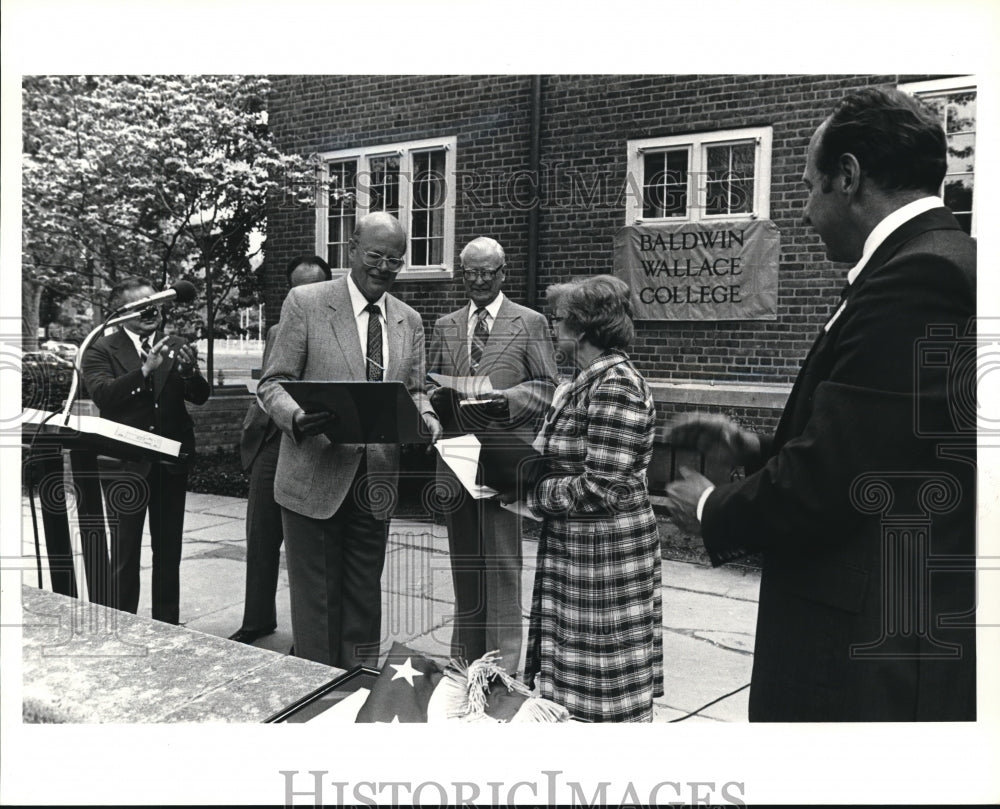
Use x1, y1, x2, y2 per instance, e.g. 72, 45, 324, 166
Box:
354, 643, 570, 723
355, 643, 443, 723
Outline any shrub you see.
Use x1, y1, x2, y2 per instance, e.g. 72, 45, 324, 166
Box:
188, 447, 248, 498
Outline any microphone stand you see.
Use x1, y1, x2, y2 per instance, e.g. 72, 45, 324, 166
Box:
58, 309, 141, 426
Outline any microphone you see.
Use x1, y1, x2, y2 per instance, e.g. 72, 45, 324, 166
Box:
114, 280, 197, 313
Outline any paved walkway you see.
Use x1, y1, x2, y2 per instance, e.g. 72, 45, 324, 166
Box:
22, 491, 761, 722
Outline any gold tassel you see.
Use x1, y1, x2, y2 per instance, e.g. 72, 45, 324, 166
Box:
510, 697, 571, 723
444, 650, 533, 720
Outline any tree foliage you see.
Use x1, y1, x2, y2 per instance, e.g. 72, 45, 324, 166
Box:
22, 75, 314, 362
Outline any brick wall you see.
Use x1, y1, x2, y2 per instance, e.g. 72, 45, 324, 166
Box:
263, 73, 941, 433
188, 392, 251, 454
264, 74, 536, 330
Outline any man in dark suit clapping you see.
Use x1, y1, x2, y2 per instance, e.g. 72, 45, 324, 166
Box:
665, 88, 976, 722
229, 255, 332, 645
82, 276, 209, 624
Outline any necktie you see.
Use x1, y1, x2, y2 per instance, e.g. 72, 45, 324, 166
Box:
470, 307, 489, 373
365, 303, 383, 382
140, 337, 151, 361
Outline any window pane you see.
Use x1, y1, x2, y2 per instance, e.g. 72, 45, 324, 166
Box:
413, 150, 446, 208
944, 175, 974, 215
327, 160, 357, 269
921, 95, 946, 119
642, 149, 687, 218
412, 209, 429, 239
705, 141, 755, 215
947, 132, 975, 174
945, 91, 976, 134
409, 149, 446, 267
411, 233, 428, 266
411, 236, 443, 266
368, 155, 400, 216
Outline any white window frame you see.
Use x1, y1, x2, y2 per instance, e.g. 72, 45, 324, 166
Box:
899, 75, 977, 237
314, 136, 457, 280
626, 126, 772, 225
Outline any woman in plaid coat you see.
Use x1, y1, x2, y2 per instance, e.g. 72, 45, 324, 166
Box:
523, 275, 663, 722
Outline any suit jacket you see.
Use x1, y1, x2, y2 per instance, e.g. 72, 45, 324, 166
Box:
239, 325, 280, 472
427, 296, 558, 440
702, 207, 977, 721
257, 277, 433, 521
81, 327, 210, 465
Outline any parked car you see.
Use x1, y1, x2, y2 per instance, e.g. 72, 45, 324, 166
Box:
39, 340, 79, 362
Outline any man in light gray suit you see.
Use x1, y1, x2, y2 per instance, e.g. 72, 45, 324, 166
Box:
428, 237, 558, 674
258, 213, 442, 667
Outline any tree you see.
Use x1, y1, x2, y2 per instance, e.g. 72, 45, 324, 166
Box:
22, 75, 315, 383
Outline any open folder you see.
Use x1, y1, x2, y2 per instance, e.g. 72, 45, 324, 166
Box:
426, 372, 493, 398
279, 381, 431, 444
475, 431, 547, 498
434, 434, 544, 521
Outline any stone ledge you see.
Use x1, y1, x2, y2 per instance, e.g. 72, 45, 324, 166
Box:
21, 585, 340, 723
648, 380, 791, 409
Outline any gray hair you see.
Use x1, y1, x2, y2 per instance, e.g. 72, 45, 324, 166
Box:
459, 237, 506, 267
546, 274, 635, 350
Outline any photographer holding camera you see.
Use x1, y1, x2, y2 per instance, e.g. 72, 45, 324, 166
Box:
665, 88, 976, 722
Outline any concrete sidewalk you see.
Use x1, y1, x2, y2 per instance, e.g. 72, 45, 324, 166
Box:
23, 491, 760, 722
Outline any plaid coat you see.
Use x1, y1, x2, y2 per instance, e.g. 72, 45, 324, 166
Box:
524, 348, 663, 722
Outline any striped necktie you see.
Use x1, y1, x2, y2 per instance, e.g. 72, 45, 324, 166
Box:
365, 303, 383, 381
470, 307, 489, 373
140, 337, 151, 361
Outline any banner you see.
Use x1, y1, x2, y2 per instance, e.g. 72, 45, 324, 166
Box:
613, 219, 780, 321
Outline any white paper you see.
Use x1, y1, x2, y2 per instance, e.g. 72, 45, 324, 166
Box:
427, 372, 494, 397
434, 434, 497, 499
434, 434, 541, 521
499, 499, 541, 521
305, 687, 370, 724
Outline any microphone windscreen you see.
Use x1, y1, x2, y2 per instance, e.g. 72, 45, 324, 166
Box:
171, 280, 198, 303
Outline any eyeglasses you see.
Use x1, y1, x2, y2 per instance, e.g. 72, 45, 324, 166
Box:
548, 315, 566, 327
461, 264, 505, 282
139, 306, 162, 319
361, 250, 405, 272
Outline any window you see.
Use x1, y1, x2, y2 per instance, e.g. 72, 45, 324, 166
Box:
315, 136, 457, 279
900, 76, 977, 236
626, 127, 772, 224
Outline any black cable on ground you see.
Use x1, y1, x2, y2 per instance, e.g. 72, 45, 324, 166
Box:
668, 682, 751, 722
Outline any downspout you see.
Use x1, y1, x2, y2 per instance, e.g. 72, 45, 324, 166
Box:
526, 75, 542, 308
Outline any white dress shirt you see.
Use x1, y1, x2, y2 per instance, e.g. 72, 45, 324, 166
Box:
121, 327, 148, 359
824, 196, 944, 332
346, 274, 388, 374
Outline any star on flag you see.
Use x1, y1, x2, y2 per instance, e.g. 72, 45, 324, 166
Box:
389, 657, 423, 687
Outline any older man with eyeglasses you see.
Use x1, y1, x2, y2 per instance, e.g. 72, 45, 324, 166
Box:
427, 236, 558, 674
258, 212, 442, 667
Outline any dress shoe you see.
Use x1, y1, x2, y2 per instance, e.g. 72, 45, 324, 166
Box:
228, 627, 275, 644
